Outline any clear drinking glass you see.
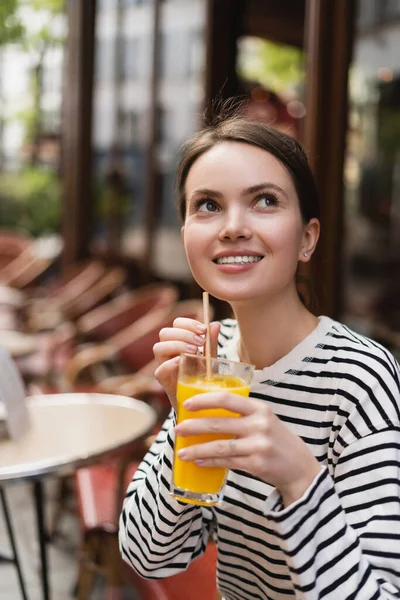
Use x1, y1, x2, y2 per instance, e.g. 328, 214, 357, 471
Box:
171, 353, 254, 506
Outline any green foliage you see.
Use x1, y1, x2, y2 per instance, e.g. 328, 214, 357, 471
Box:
0, 168, 61, 235
238, 38, 304, 95
20, 0, 66, 53
379, 111, 400, 160
13, 106, 37, 145
0, 0, 65, 236
29, 0, 65, 12
0, 0, 25, 46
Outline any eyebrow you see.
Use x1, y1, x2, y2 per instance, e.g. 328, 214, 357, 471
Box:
245, 183, 287, 198
189, 182, 288, 200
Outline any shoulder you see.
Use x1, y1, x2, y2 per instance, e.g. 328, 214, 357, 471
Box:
322, 318, 399, 372
322, 318, 400, 432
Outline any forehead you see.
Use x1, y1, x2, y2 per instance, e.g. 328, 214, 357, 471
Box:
186, 141, 297, 196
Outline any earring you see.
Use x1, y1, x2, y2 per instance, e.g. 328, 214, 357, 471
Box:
303, 252, 308, 257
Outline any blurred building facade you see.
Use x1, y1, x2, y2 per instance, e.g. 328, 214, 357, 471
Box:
91, 0, 207, 280
58, 0, 400, 359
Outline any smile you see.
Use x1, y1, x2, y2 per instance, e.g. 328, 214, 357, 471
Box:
214, 256, 263, 265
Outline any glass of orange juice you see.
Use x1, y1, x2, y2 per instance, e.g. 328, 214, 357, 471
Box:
171, 353, 254, 506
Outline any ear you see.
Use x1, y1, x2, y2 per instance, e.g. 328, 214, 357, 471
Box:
298, 218, 320, 262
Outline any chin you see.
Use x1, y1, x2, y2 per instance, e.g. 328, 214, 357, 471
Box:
199, 284, 262, 305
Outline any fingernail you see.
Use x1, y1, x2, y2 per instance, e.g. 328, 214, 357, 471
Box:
196, 324, 207, 334
185, 344, 197, 353
194, 335, 205, 344
183, 399, 192, 408
178, 449, 187, 458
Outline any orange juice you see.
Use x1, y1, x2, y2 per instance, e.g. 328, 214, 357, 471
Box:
174, 375, 250, 498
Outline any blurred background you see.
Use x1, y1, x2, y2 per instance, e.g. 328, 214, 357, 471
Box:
0, 0, 399, 355
1, 1, 400, 597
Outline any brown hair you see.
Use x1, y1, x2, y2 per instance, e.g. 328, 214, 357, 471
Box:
177, 112, 320, 224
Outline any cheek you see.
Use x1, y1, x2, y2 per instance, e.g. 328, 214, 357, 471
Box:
183, 226, 207, 270
266, 221, 304, 268
273, 218, 304, 249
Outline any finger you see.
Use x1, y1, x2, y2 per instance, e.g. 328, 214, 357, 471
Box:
154, 356, 180, 384
153, 340, 199, 364
159, 327, 205, 348
183, 391, 260, 416
177, 436, 247, 462
210, 322, 221, 358
154, 357, 180, 410
175, 416, 243, 437
172, 318, 207, 335
192, 456, 248, 469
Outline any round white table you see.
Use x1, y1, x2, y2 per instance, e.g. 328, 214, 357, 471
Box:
0, 393, 156, 600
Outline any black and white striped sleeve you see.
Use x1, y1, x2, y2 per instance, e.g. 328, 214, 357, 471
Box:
118, 410, 213, 578
265, 428, 400, 599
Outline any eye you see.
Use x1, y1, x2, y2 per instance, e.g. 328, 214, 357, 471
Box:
195, 198, 219, 213
254, 193, 279, 208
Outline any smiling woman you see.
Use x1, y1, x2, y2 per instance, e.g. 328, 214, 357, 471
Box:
119, 108, 400, 600
181, 140, 319, 308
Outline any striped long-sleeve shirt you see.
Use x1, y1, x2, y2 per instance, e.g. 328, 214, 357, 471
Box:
119, 316, 400, 599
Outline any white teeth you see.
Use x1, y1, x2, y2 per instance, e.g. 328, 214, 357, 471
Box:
216, 256, 262, 265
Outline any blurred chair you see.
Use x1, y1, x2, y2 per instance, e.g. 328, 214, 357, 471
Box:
15, 322, 77, 388
50, 300, 203, 539
0, 234, 63, 290
26, 260, 106, 332
38, 283, 177, 393
63, 266, 128, 321
36, 283, 177, 391
0, 285, 25, 331
123, 543, 219, 600
63, 300, 204, 391
71, 300, 206, 598
25, 264, 127, 383
76, 282, 179, 342
0, 229, 31, 271
36, 260, 105, 303
75, 461, 219, 600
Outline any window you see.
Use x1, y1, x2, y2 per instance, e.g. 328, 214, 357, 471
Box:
342, 0, 400, 359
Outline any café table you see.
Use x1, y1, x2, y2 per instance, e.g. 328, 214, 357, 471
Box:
0, 393, 156, 600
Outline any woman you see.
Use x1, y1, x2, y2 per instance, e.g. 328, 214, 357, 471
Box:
119, 113, 400, 599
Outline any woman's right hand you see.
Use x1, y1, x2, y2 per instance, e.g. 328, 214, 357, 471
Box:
153, 318, 221, 410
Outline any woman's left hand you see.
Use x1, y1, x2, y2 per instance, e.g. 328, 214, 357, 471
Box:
175, 392, 322, 507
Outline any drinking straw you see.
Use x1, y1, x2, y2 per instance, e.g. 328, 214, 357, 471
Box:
202, 291, 212, 380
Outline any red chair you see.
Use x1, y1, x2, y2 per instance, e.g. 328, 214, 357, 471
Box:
62, 266, 128, 321
76, 283, 179, 342
75, 462, 219, 600
0, 229, 31, 270
124, 542, 219, 600
26, 260, 106, 331
63, 300, 204, 390
72, 300, 206, 599
0, 234, 62, 289
44, 260, 106, 302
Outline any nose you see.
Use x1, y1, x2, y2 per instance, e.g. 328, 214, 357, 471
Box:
218, 207, 252, 241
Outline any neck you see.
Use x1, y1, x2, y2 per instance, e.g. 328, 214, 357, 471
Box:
231, 289, 319, 370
